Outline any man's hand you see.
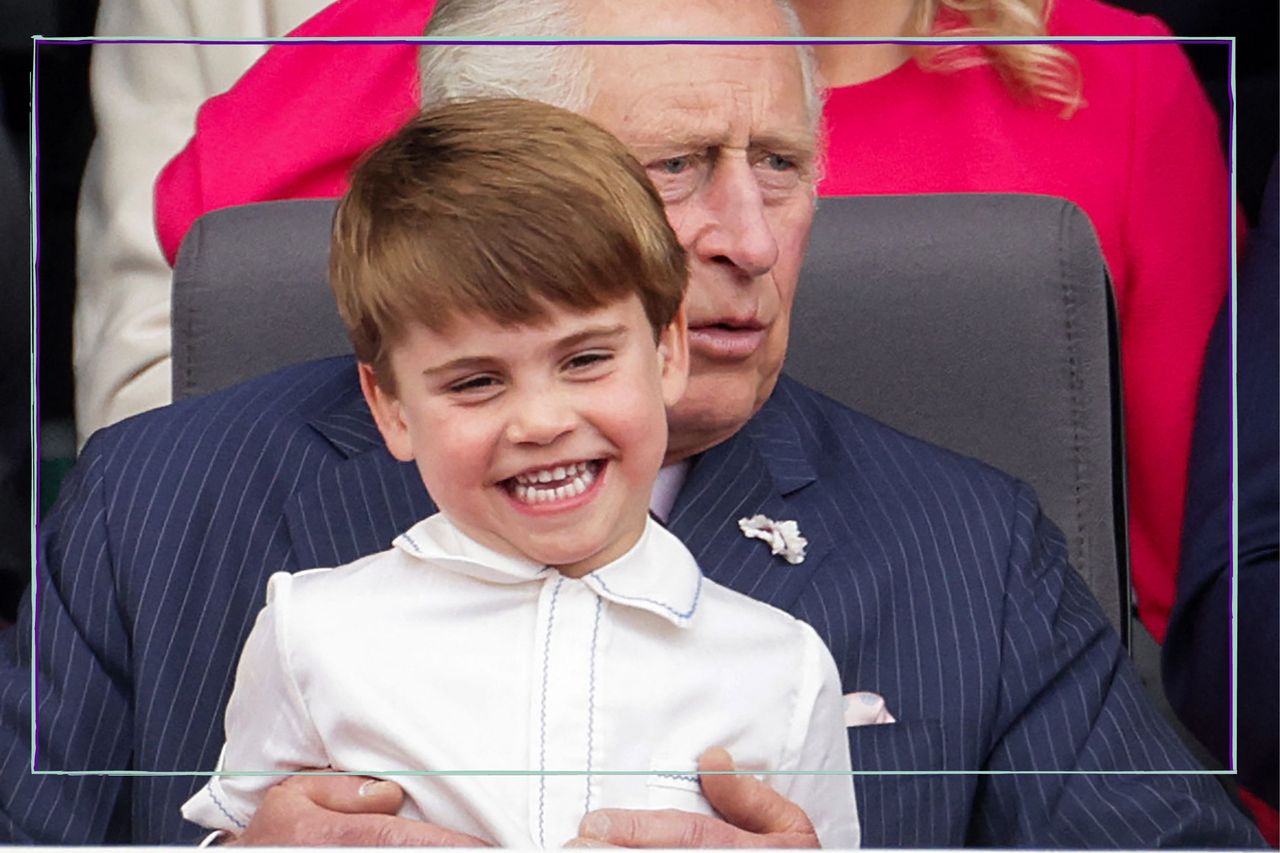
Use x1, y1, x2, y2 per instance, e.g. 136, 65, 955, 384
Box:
226, 773, 490, 846
566, 747, 820, 848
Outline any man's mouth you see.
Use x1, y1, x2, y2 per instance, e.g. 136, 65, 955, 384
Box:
502, 460, 603, 505
687, 320, 768, 360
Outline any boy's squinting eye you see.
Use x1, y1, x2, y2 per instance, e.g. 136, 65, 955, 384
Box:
447, 374, 501, 395
564, 351, 613, 373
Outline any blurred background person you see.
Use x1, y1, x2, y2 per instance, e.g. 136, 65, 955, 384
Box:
0, 0, 96, 624
1163, 157, 1279, 846
72, 0, 331, 448
0, 95, 28, 627
793, 0, 1232, 656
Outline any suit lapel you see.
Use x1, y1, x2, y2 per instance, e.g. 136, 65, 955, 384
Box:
667, 381, 832, 612
284, 389, 434, 569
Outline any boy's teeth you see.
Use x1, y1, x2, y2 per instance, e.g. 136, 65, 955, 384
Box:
510, 462, 598, 504
514, 461, 590, 486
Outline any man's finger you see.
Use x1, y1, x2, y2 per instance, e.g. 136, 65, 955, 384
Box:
562, 836, 617, 848
277, 773, 405, 815
576, 808, 754, 848
696, 747, 814, 837
573, 749, 819, 849
325, 812, 492, 847
229, 772, 490, 847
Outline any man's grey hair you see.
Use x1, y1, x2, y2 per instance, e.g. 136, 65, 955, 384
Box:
418, 0, 592, 114
418, 0, 824, 142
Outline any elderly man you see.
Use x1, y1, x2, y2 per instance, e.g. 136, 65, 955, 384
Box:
0, 0, 1261, 846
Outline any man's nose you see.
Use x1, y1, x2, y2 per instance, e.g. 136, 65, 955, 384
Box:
689, 159, 780, 279
504, 387, 576, 446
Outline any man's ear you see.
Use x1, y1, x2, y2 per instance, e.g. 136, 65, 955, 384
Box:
656, 303, 690, 409
358, 362, 415, 462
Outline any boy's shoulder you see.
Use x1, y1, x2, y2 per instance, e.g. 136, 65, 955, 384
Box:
696, 571, 823, 650
642, 521, 824, 657
265, 512, 535, 617
264, 546, 402, 610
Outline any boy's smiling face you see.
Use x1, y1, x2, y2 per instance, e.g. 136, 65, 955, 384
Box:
361, 295, 688, 577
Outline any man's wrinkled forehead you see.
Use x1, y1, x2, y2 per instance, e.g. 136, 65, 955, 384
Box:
584, 41, 815, 149
634, 83, 814, 157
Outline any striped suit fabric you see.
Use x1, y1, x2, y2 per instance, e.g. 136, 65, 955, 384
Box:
0, 356, 1262, 845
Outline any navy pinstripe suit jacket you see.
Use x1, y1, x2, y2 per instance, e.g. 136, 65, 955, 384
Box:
0, 357, 1261, 845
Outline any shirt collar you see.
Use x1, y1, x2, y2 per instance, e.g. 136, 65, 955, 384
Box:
393, 513, 702, 628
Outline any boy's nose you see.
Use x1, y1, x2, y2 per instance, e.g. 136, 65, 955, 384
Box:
504, 390, 576, 446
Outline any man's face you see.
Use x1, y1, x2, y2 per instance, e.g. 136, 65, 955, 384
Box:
582, 0, 818, 463
361, 297, 688, 578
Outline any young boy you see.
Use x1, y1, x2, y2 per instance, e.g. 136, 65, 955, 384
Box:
180, 98, 858, 848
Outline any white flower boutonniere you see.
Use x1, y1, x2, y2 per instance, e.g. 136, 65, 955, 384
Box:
738, 514, 807, 565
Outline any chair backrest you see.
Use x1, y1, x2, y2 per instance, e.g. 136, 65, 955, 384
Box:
172, 194, 1129, 637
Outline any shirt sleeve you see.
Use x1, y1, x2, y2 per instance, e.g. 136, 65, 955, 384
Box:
774, 621, 860, 849
179, 573, 328, 832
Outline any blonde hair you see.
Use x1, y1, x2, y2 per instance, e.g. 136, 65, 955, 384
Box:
909, 0, 1083, 115
331, 98, 688, 389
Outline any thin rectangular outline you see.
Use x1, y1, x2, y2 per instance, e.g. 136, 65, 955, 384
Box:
29, 33, 1239, 778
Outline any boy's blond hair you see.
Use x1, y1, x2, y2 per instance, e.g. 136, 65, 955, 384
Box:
330, 98, 688, 389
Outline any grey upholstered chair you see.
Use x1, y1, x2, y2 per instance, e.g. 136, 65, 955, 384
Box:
171, 194, 1129, 640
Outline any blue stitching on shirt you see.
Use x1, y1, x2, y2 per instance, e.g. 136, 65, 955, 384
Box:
653, 772, 700, 784
538, 576, 564, 848
399, 530, 421, 552
207, 785, 247, 831
584, 596, 603, 814
590, 570, 702, 620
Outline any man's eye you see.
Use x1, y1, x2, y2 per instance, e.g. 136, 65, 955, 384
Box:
657, 156, 691, 175
647, 154, 704, 202
763, 152, 797, 171
756, 151, 805, 193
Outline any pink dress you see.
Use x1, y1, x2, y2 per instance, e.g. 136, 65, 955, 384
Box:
153, 0, 1232, 641
153, 0, 434, 264
818, 0, 1232, 641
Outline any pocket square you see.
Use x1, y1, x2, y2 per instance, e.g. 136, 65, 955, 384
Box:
843, 691, 896, 727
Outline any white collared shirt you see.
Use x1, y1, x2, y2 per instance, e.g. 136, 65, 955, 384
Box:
182, 514, 858, 848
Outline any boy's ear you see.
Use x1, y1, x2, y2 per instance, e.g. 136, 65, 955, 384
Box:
358, 362, 415, 462
656, 303, 690, 409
